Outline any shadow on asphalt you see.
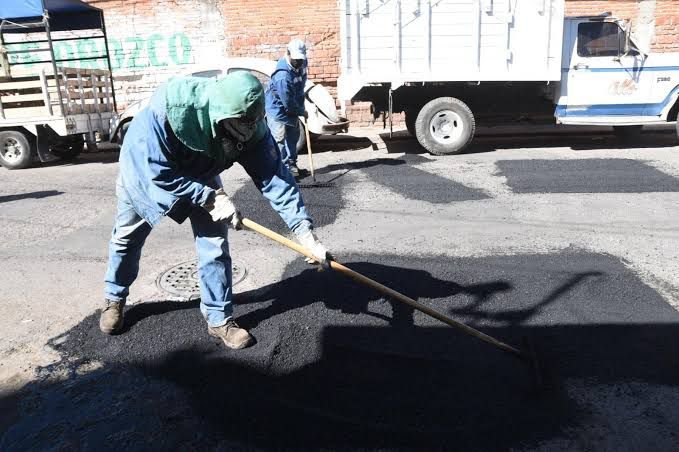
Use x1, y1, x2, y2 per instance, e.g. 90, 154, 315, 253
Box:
34, 151, 121, 169
2, 252, 679, 449
233, 155, 489, 232
0, 190, 63, 204
379, 130, 679, 155
310, 135, 375, 153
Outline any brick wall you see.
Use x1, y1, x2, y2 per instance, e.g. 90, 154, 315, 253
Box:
221, 0, 339, 86
87, 0, 228, 109
82, 0, 679, 125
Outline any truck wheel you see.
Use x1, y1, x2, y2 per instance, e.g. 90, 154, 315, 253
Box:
0, 130, 35, 170
405, 110, 417, 136
415, 97, 475, 155
51, 135, 85, 160
613, 125, 642, 140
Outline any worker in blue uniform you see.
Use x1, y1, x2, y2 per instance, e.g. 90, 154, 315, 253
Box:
101, 71, 330, 349
265, 38, 308, 177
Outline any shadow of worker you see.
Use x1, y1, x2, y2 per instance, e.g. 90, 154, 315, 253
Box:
235, 260, 512, 330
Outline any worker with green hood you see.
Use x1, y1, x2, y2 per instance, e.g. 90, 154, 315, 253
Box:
100, 72, 330, 349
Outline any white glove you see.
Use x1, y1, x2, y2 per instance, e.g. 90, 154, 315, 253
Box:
203, 189, 242, 230
296, 229, 331, 268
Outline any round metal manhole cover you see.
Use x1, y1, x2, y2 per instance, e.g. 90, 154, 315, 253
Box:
156, 260, 247, 299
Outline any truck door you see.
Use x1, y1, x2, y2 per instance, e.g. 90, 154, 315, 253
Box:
560, 20, 649, 120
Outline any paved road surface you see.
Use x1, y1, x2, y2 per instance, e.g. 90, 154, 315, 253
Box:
1, 131, 679, 450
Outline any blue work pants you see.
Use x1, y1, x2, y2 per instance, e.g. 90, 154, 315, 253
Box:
104, 180, 233, 328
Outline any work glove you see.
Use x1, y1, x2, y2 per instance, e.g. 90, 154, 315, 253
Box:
203, 189, 242, 230
296, 229, 332, 269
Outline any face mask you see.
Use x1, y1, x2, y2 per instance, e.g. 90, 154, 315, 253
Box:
290, 59, 304, 70
220, 117, 259, 142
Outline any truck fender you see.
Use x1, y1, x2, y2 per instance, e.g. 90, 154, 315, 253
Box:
35, 125, 59, 163
664, 85, 679, 121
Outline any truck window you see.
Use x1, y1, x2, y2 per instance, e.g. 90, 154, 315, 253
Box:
577, 22, 624, 57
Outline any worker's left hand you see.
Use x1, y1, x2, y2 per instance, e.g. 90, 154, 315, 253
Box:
203, 189, 242, 230
296, 230, 332, 269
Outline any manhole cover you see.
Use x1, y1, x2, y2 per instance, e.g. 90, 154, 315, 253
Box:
156, 259, 247, 299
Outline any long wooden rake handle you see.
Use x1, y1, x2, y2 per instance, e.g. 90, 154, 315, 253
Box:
241, 218, 524, 358
300, 116, 316, 181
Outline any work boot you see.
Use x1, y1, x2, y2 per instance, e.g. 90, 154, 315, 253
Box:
208, 319, 254, 349
288, 163, 300, 178
99, 299, 125, 334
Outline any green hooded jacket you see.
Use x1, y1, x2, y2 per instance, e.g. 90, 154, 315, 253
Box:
164, 71, 267, 163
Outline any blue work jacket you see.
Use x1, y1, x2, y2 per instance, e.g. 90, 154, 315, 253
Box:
117, 85, 312, 233
265, 57, 307, 126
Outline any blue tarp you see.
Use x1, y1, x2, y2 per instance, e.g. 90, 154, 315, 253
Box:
0, 0, 103, 32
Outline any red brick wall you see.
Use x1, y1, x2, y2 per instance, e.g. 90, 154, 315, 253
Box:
221, 0, 339, 86
654, 0, 679, 52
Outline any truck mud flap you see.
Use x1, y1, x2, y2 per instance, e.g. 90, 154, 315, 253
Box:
35, 125, 59, 163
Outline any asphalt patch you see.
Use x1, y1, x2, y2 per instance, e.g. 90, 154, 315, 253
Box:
497, 158, 679, 193
319, 156, 490, 204
231, 179, 343, 234
3, 251, 679, 449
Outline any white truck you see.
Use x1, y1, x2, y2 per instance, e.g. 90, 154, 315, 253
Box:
338, 0, 679, 155
0, 0, 117, 170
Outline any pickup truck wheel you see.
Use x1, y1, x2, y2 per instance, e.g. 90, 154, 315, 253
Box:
51, 135, 85, 160
405, 110, 417, 136
613, 125, 642, 140
415, 97, 475, 155
0, 130, 35, 170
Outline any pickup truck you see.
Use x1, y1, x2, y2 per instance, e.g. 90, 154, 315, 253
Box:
0, 0, 116, 169
338, 0, 679, 155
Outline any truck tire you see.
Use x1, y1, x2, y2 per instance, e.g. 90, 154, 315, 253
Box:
51, 135, 85, 161
613, 125, 642, 140
415, 97, 475, 155
0, 130, 35, 170
405, 110, 417, 136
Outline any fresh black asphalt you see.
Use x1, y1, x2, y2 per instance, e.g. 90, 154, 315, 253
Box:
3, 251, 678, 450
498, 158, 679, 193
232, 156, 489, 234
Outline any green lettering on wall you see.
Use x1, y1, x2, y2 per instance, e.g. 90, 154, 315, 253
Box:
7, 33, 193, 72
77, 39, 103, 69
107, 39, 124, 70
168, 33, 192, 65
147, 34, 167, 67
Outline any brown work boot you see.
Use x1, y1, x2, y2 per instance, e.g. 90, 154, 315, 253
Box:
208, 319, 254, 349
99, 299, 125, 334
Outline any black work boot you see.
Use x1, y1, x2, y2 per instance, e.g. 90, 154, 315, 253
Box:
99, 299, 125, 334
208, 319, 254, 349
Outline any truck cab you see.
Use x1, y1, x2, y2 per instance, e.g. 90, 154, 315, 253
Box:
555, 15, 679, 129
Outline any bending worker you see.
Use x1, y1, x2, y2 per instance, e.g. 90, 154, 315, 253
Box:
100, 71, 331, 350
265, 38, 308, 177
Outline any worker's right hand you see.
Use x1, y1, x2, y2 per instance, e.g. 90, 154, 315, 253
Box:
203, 189, 242, 230
296, 229, 332, 269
